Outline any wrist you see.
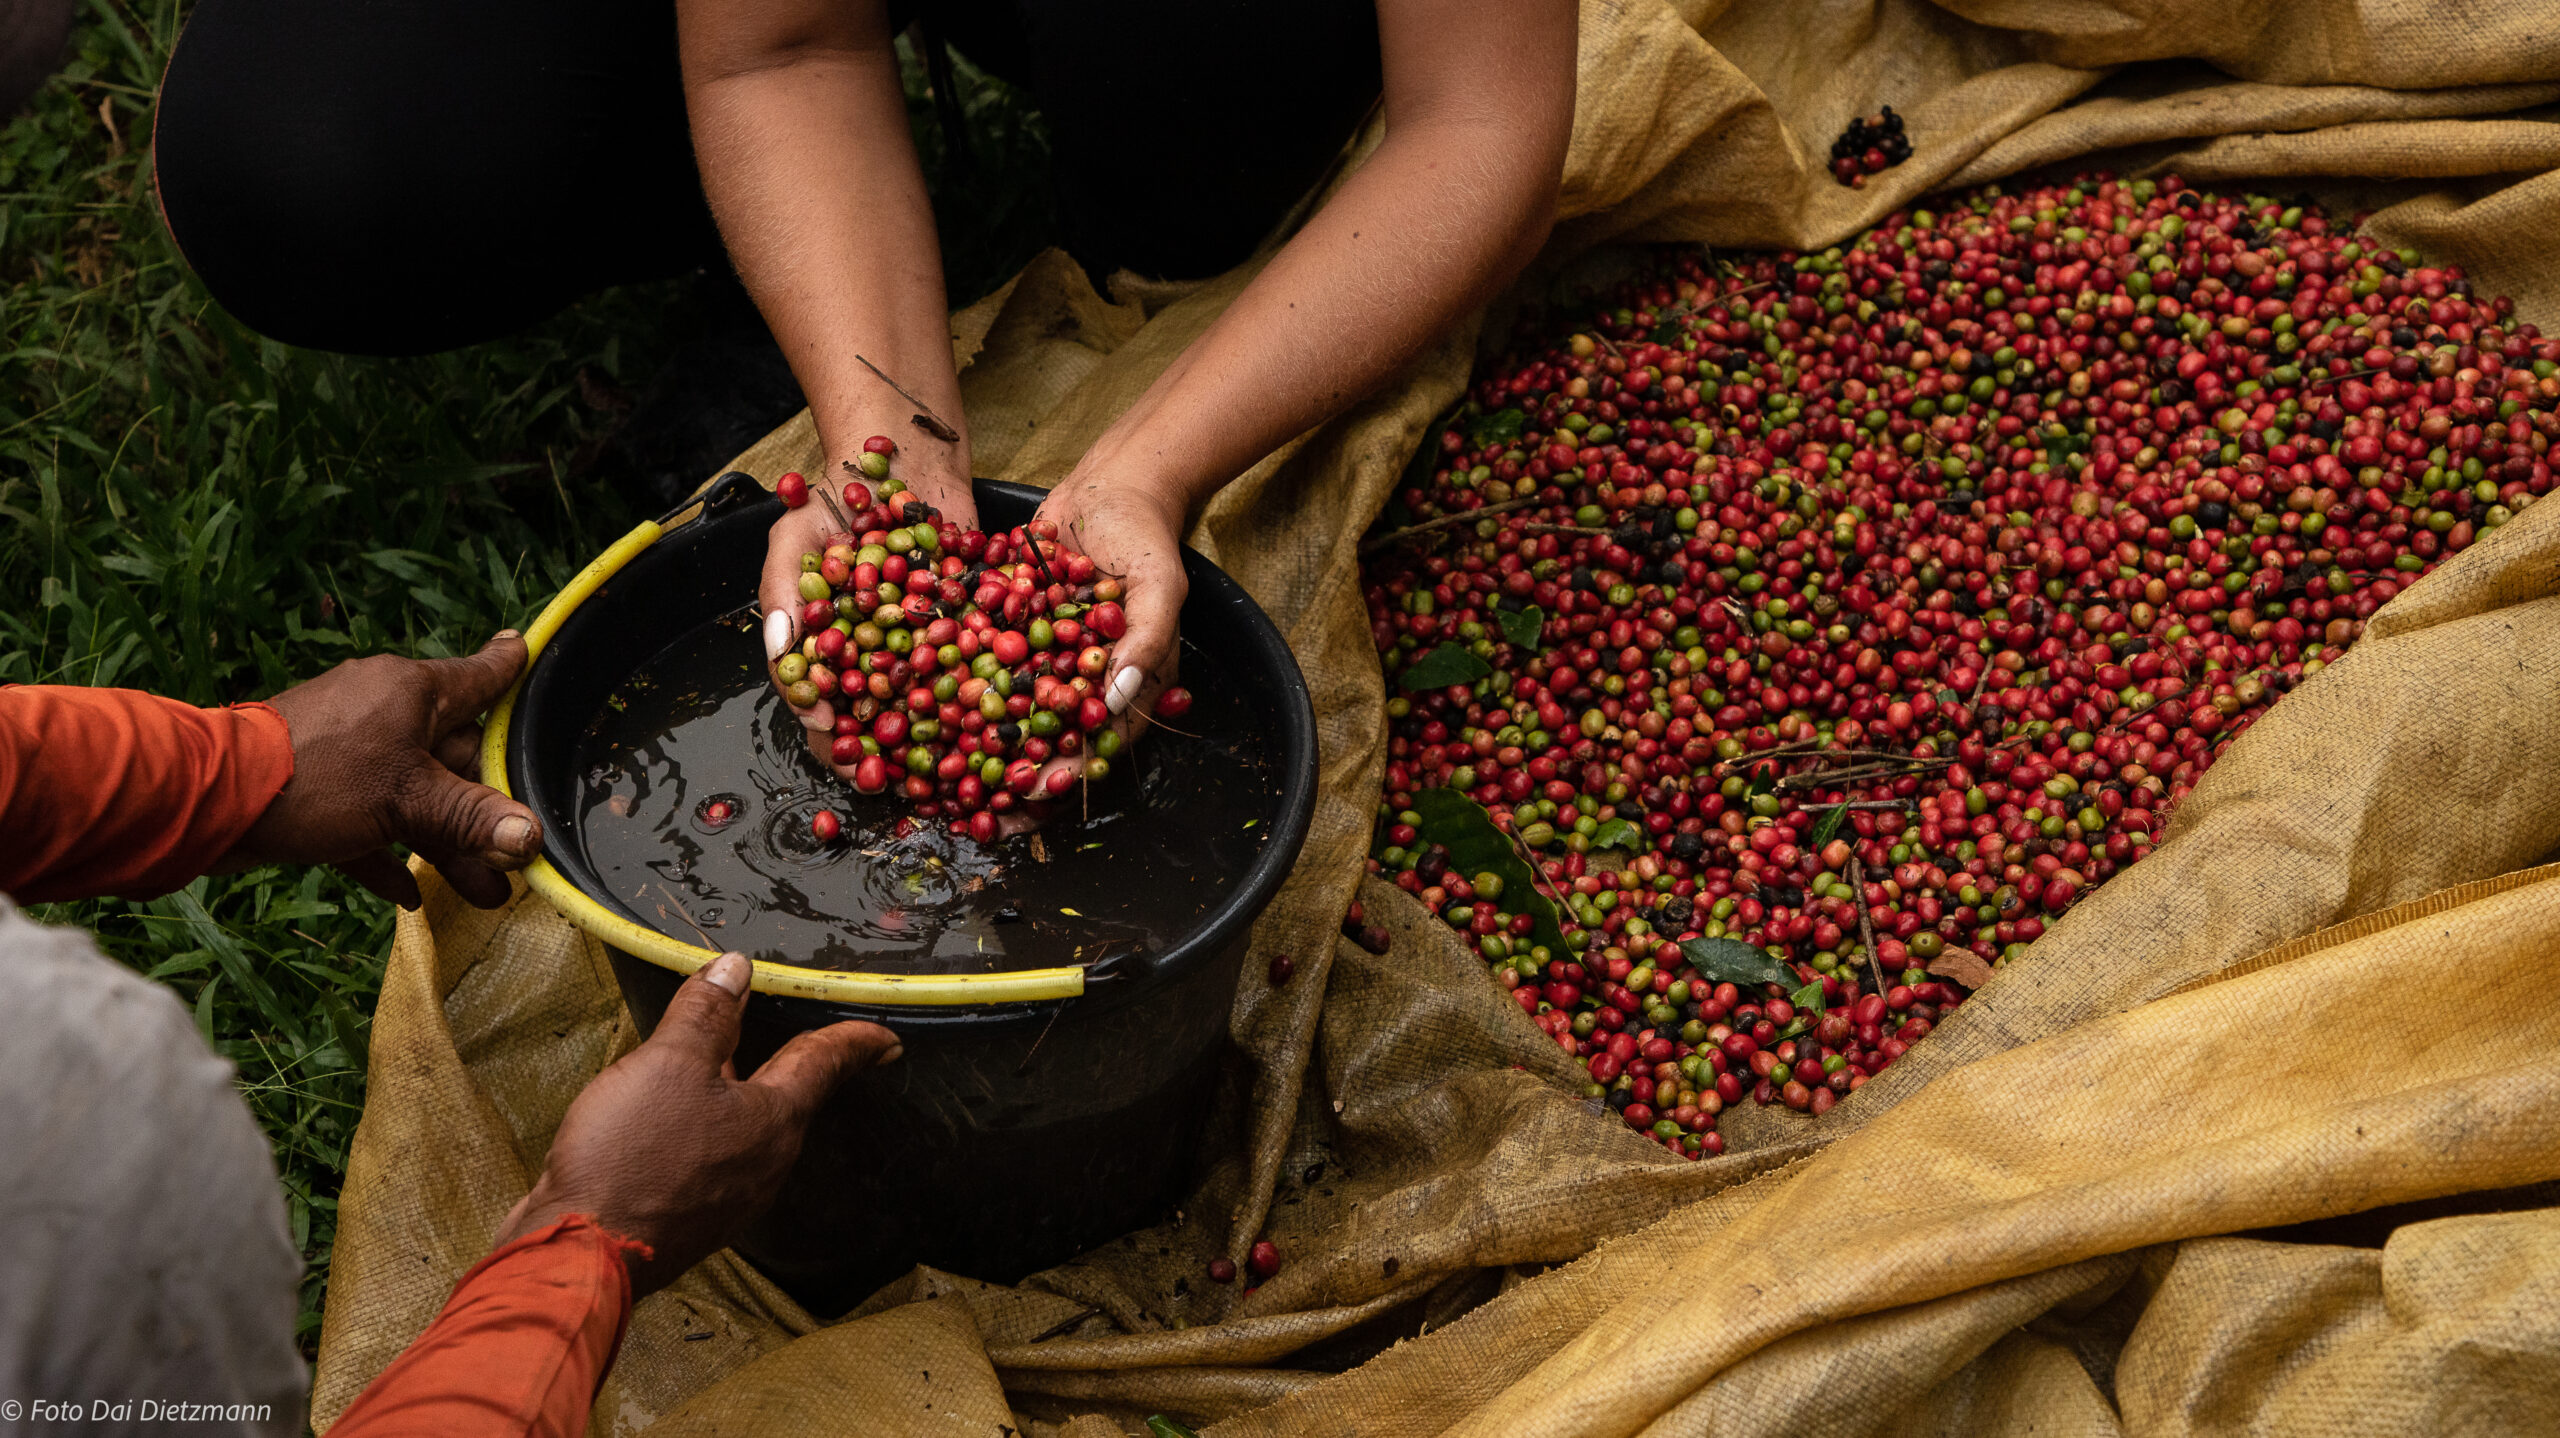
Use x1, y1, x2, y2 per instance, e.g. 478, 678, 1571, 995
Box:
1069, 433, 1211, 521
216, 701, 301, 864
820, 435, 972, 515
502, 1184, 646, 1272
857, 456, 975, 518
496, 1175, 570, 1248
816, 405, 971, 506
488, 1204, 654, 1294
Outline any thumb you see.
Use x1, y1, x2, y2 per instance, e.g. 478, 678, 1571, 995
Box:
395, 761, 543, 873
747, 1020, 900, 1124
649, 952, 753, 1070
1106, 563, 1187, 717
422, 630, 529, 732
762, 507, 841, 661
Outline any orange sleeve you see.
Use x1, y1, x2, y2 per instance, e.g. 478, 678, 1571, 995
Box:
0, 686, 295, 903
326, 1216, 648, 1438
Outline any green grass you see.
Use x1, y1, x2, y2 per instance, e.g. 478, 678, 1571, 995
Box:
1, 1, 1049, 1355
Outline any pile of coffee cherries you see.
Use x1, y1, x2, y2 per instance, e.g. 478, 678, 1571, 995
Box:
773, 437, 1158, 841
1830, 106, 1911, 187
1364, 174, 2557, 1154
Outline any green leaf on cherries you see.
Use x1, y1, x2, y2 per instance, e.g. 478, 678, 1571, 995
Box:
1591, 818, 1643, 852
1463, 406, 1528, 448
1407, 788, 1569, 956
1790, 979, 1828, 1018
1145, 1419, 1201, 1438
1398, 643, 1493, 692
1495, 604, 1547, 653
1680, 936, 1791, 989
1808, 805, 1847, 850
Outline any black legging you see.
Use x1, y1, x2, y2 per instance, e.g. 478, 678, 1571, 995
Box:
154, 0, 1381, 357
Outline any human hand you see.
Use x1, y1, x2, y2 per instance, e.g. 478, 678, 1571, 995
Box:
493, 952, 898, 1295
903, 469, 1184, 823
1037, 471, 1186, 718
760, 455, 977, 783
223, 632, 542, 910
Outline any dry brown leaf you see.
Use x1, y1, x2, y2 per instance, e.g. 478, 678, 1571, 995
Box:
1928, 949, 1998, 991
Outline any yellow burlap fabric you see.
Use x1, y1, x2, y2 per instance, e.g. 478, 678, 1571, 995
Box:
313, 1, 2560, 1432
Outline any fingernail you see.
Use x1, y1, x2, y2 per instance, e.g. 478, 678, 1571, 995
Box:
495, 628, 522, 642
705, 952, 751, 995
764, 609, 794, 662
492, 815, 536, 854
1106, 667, 1146, 716
880, 1044, 905, 1066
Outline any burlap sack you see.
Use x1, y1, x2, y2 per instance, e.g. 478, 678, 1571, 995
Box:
314, 0, 2560, 1431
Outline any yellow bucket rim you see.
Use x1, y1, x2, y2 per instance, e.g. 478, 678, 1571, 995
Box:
479, 496, 1084, 1007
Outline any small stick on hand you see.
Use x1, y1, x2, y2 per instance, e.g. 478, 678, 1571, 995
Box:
855, 354, 962, 442
816, 481, 854, 535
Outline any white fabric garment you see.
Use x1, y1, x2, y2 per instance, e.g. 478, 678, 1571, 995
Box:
0, 895, 306, 1436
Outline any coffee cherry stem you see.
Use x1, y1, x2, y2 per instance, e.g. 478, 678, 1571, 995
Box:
1359, 494, 1549, 557
1848, 853, 1886, 993
1797, 799, 1911, 813
1133, 701, 1204, 740
1771, 759, 1950, 792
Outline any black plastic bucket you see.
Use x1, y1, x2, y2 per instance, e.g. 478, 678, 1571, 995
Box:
494, 473, 1318, 1313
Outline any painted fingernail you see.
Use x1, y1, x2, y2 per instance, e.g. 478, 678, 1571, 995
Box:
706, 951, 751, 995
1106, 667, 1146, 716
880, 1044, 905, 1067
492, 815, 536, 854
764, 609, 794, 661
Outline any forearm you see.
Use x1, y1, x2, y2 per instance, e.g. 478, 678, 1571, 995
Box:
1074, 121, 1557, 516
327, 1216, 643, 1438
683, 34, 972, 514
0, 687, 294, 903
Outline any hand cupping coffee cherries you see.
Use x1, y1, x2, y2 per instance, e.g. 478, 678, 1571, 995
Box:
772, 437, 1188, 841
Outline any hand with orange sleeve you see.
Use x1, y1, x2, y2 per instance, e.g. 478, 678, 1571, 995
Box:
327, 952, 897, 1437
0, 631, 543, 906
